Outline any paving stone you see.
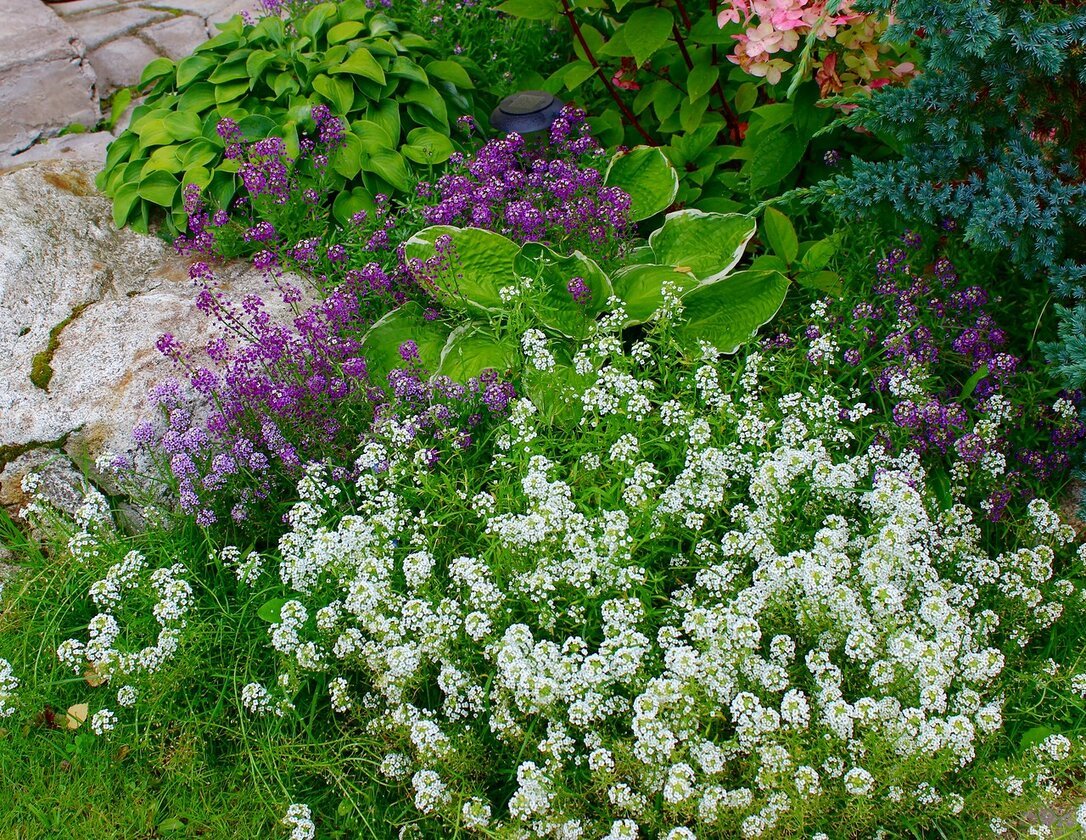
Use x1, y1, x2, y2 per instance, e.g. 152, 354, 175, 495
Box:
87, 35, 161, 94
64, 5, 171, 50
143, 14, 208, 60
5, 131, 114, 169
50, 0, 122, 18
142, 0, 236, 15
207, 0, 255, 27
0, 0, 100, 155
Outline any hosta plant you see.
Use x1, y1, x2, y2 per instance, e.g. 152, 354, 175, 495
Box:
97, 0, 476, 233
364, 203, 789, 422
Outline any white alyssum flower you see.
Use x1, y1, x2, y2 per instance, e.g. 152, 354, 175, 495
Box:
0, 659, 18, 718
90, 708, 117, 736
282, 803, 315, 840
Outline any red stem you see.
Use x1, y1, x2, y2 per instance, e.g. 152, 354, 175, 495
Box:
560, 0, 657, 146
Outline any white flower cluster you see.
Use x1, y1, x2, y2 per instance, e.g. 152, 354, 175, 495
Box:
0, 658, 18, 718
56, 549, 194, 731
245, 324, 1083, 836
281, 803, 315, 840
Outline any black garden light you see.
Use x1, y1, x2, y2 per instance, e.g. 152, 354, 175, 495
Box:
489, 90, 566, 135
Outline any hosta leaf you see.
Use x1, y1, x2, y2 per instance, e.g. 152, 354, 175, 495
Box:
604, 145, 679, 221
299, 2, 338, 41
611, 263, 699, 325
312, 73, 354, 114
360, 301, 451, 386
331, 48, 386, 84
672, 269, 789, 355
436, 324, 518, 382
648, 210, 757, 284
176, 53, 217, 87
137, 170, 180, 206
164, 110, 203, 141
326, 21, 364, 43
401, 126, 453, 164
139, 57, 175, 87
425, 59, 474, 89
514, 243, 613, 339
403, 226, 519, 313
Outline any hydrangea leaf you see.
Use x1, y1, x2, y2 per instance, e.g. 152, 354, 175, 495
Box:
360, 300, 451, 387
604, 146, 679, 222
672, 269, 789, 355
611, 263, 699, 326
514, 243, 613, 339
404, 226, 520, 314
436, 324, 518, 383
621, 7, 673, 68
648, 209, 757, 284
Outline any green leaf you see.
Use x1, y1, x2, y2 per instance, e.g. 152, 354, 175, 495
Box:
514, 243, 614, 339
494, 0, 559, 20
437, 325, 518, 382
144, 144, 182, 172
360, 301, 451, 387
156, 818, 186, 833
313, 74, 354, 114
649, 210, 758, 284
107, 87, 133, 131
299, 2, 338, 41
959, 364, 990, 400
611, 263, 699, 325
134, 118, 173, 149
622, 7, 674, 68
563, 61, 596, 91
795, 270, 842, 296
333, 132, 364, 178
403, 226, 519, 313
367, 100, 401, 142
237, 114, 279, 141
798, 236, 838, 272
177, 82, 216, 113
1019, 725, 1057, 753
332, 186, 375, 227
762, 207, 799, 265
605, 146, 679, 222
208, 59, 249, 84
388, 56, 428, 84
214, 79, 249, 105
331, 48, 386, 84
748, 128, 806, 192
327, 21, 365, 43
673, 269, 790, 355
245, 49, 278, 83
164, 110, 203, 141
734, 81, 759, 113
524, 347, 591, 425
686, 63, 718, 102
137, 170, 180, 207
362, 149, 409, 192
257, 598, 290, 623
139, 57, 175, 88
111, 182, 141, 228
425, 59, 474, 90
402, 126, 454, 164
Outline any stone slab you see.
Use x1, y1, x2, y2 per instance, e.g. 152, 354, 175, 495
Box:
0, 0, 99, 155
51, 0, 122, 18
87, 35, 160, 94
6, 131, 114, 168
65, 5, 171, 50
143, 14, 208, 60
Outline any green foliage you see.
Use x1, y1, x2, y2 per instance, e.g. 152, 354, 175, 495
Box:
387, 207, 788, 394
97, 2, 476, 233
498, 0, 855, 210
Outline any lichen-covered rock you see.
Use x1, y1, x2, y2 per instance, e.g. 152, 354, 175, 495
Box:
0, 159, 307, 518
0, 449, 113, 539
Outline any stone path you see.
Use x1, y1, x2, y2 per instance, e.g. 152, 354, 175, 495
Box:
0, 0, 251, 157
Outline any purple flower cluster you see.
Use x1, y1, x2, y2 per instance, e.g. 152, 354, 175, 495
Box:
784, 230, 1086, 519
420, 106, 632, 254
